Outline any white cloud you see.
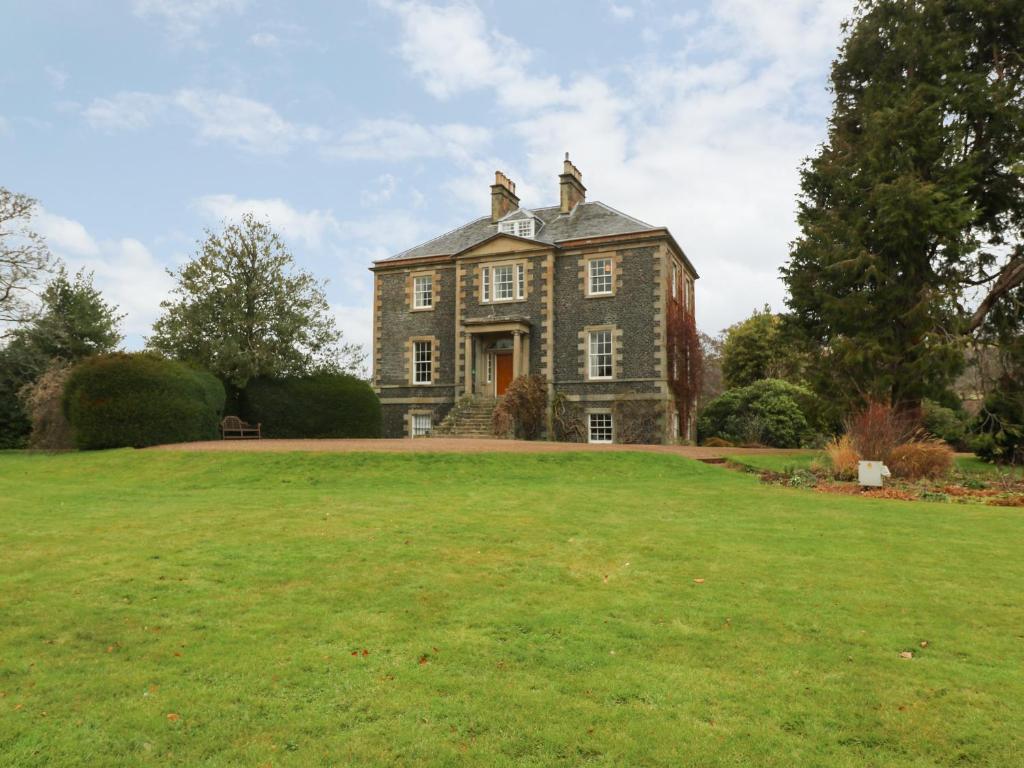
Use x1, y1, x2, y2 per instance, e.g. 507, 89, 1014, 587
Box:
248, 31, 280, 48
32, 210, 173, 340
608, 3, 636, 21
82, 91, 166, 131
331, 303, 374, 353
173, 90, 324, 154
669, 10, 700, 29
44, 65, 68, 91
132, 0, 248, 45
360, 174, 397, 206
33, 209, 100, 257
326, 119, 490, 162
193, 194, 341, 250
81, 89, 322, 154
374, 0, 541, 103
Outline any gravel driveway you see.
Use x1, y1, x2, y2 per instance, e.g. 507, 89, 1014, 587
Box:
152, 437, 805, 459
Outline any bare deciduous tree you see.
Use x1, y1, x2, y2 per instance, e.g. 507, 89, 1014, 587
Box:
0, 187, 52, 336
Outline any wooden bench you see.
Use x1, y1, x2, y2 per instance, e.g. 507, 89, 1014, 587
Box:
220, 415, 262, 440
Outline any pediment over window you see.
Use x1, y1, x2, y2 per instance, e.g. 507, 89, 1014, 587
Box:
455, 233, 554, 259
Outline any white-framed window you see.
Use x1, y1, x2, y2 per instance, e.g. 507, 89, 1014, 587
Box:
588, 412, 613, 444
413, 274, 433, 309
499, 219, 535, 239
588, 330, 613, 379
589, 257, 613, 295
413, 340, 432, 384
486, 353, 494, 383
411, 413, 432, 437
481, 263, 525, 303
672, 261, 680, 300
493, 265, 514, 300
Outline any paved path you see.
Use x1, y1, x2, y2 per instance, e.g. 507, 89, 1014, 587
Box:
152, 437, 806, 459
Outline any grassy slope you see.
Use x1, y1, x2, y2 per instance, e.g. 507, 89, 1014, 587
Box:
1, 450, 1022, 767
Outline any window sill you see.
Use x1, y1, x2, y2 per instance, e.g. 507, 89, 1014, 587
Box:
410, 306, 435, 312
585, 292, 614, 299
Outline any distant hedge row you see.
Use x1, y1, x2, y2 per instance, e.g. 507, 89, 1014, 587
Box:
63, 353, 225, 449
238, 374, 380, 438
59, 354, 379, 449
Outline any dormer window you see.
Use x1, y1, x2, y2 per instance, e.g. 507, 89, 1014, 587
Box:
499, 219, 535, 239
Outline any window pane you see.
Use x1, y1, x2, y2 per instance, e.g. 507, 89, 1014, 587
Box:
482, 267, 490, 302
493, 265, 513, 299
589, 413, 613, 443
516, 264, 525, 299
589, 330, 612, 378
414, 275, 432, 308
412, 413, 432, 437
414, 340, 432, 383
589, 258, 612, 294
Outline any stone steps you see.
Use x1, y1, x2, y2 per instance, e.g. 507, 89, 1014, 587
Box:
432, 398, 503, 438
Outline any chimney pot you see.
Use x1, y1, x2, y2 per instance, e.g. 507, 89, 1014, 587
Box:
559, 153, 586, 214
491, 170, 520, 222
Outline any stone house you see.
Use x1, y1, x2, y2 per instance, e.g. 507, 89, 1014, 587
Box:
370, 156, 698, 443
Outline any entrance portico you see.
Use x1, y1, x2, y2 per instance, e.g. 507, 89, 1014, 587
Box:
462, 316, 530, 398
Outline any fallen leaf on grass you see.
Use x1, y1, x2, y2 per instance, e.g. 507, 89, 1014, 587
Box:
899, 651, 913, 660
418, 655, 430, 665
166, 713, 180, 722
694, 578, 705, 584
919, 641, 928, 648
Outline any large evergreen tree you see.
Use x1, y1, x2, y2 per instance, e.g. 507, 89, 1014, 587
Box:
782, 0, 1024, 409
149, 214, 365, 389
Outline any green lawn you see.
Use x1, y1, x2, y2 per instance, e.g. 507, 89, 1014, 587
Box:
1, 450, 1022, 767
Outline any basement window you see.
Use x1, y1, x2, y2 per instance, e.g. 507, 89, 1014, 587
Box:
588, 412, 613, 444
412, 413, 432, 437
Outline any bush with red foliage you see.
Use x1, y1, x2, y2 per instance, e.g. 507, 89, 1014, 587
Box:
845, 400, 919, 462
666, 286, 702, 439
492, 374, 548, 440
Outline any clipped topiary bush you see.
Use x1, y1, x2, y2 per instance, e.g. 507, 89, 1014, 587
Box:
697, 379, 818, 448
240, 374, 380, 438
63, 353, 225, 449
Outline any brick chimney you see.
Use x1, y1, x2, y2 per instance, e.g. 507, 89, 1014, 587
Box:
559, 153, 586, 214
491, 171, 520, 222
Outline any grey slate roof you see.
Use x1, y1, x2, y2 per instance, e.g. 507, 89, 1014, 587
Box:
382, 201, 659, 262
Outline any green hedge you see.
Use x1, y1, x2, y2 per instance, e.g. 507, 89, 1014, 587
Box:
63, 353, 225, 449
697, 378, 820, 448
239, 374, 380, 438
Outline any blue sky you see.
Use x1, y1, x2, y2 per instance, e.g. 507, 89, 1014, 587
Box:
1, 0, 854, 351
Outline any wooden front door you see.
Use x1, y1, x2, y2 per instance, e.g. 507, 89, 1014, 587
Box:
495, 353, 513, 396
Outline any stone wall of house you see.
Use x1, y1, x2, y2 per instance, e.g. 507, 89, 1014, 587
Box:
375, 264, 458, 438
373, 239, 689, 442
551, 245, 663, 391
458, 253, 547, 378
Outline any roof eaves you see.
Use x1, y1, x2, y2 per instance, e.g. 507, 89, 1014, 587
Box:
381, 214, 492, 262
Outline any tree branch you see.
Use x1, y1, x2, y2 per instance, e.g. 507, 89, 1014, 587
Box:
967, 250, 1024, 332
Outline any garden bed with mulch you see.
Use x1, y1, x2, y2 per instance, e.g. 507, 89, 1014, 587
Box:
728, 461, 1024, 507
